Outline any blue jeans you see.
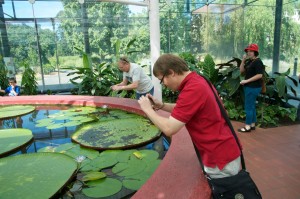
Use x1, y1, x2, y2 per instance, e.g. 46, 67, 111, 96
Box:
136, 87, 154, 99
244, 86, 262, 125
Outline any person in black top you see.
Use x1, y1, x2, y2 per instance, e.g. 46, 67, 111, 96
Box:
238, 44, 264, 132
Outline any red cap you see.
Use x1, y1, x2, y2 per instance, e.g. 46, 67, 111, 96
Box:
244, 43, 259, 52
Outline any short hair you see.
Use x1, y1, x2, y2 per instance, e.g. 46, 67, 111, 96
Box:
9, 77, 16, 83
254, 51, 259, 56
119, 56, 130, 64
153, 54, 189, 76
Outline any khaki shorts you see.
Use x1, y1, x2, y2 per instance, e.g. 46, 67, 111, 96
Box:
204, 156, 241, 179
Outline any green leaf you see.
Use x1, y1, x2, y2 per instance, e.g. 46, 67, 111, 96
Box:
126, 38, 137, 49
275, 76, 286, 97
46, 123, 64, 130
0, 129, 33, 157
139, 150, 159, 161
227, 78, 241, 96
0, 105, 35, 119
71, 118, 160, 150
0, 153, 77, 199
122, 178, 147, 190
115, 39, 121, 58
82, 172, 106, 182
82, 178, 122, 198
112, 160, 146, 177
202, 54, 217, 83
231, 68, 241, 79
117, 150, 138, 163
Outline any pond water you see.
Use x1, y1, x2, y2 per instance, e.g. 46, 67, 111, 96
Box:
0, 105, 78, 153
0, 105, 169, 199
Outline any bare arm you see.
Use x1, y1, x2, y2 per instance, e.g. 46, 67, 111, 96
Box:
111, 79, 128, 90
240, 74, 263, 85
116, 79, 128, 86
120, 81, 138, 90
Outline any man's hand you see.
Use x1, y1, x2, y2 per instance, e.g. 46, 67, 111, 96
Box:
138, 95, 153, 112
147, 94, 164, 111
111, 85, 123, 91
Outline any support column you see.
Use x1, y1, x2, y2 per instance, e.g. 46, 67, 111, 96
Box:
0, 1, 10, 57
31, 3, 45, 92
81, 2, 90, 54
149, 0, 162, 101
272, 0, 283, 73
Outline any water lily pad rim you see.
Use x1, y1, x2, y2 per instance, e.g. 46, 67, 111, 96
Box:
0, 105, 36, 119
71, 133, 161, 150
0, 129, 34, 158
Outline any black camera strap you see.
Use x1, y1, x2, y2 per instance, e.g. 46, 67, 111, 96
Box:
193, 75, 246, 176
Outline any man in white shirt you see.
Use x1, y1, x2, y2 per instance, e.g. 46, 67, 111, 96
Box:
111, 57, 154, 99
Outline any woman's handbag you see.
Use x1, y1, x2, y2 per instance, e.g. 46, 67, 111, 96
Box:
194, 75, 262, 199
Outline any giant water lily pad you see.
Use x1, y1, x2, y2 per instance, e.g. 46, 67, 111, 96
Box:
71, 118, 160, 149
80, 150, 121, 172
0, 128, 34, 158
0, 105, 35, 119
0, 153, 77, 199
35, 106, 99, 129
121, 159, 161, 190
82, 178, 122, 198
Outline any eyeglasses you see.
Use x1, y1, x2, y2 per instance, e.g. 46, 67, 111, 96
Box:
160, 73, 166, 85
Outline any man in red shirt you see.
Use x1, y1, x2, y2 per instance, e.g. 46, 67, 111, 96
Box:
138, 54, 241, 178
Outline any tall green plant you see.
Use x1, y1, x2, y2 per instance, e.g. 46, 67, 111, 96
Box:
65, 48, 120, 96
271, 69, 298, 100
21, 62, 38, 95
198, 54, 218, 84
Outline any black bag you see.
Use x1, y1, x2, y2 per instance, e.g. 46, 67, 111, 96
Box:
207, 170, 261, 199
193, 75, 262, 199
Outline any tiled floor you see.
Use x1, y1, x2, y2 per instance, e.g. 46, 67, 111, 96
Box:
233, 122, 300, 199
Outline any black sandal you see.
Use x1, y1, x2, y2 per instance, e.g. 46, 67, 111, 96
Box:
251, 126, 256, 130
238, 127, 251, 133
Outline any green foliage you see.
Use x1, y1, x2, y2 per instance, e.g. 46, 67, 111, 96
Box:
214, 57, 298, 126
257, 103, 298, 127
0, 128, 33, 157
272, 69, 299, 101
66, 37, 141, 97
21, 62, 38, 95
35, 106, 99, 129
199, 54, 218, 84
38, 143, 161, 197
71, 117, 160, 150
64, 48, 120, 96
0, 153, 77, 199
223, 101, 245, 120
0, 105, 35, 119
42, 63, 55, 74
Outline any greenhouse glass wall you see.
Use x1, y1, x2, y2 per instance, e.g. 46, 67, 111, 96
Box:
0, 0, 299, 92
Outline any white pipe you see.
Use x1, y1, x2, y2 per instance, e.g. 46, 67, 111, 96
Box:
149, 0, 162, 101
98, 0, 148, 7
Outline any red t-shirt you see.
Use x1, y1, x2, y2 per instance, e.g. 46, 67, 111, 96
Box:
171, 72, 241, 170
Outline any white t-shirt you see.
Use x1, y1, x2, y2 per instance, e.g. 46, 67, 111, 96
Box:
123, 63, 153, 94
